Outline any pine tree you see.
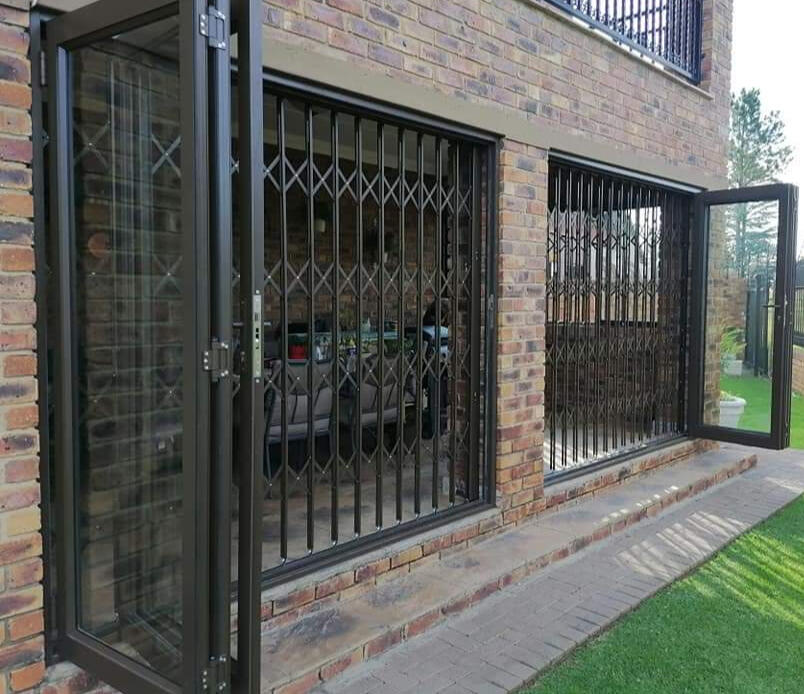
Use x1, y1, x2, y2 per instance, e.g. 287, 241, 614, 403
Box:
728, 88, 792, 277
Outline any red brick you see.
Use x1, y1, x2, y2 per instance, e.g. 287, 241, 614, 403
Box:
3, 457, 37, 483
315, 570, 354, 599
390, 545, 422, 568
404, 608, 443, 639
354, 557, 390, 582
2, 355, 34, 378
319, 647, 362, 681
0, 81, 30, 110
7, 611, 43, 641
363, 628, 403, 658
272, 585, 315, 615
0, 190, 31, 216
10, 660, 45, 692
0, 248, 32, 272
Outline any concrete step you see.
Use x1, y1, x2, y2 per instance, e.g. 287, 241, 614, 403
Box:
260, 445, 757, 693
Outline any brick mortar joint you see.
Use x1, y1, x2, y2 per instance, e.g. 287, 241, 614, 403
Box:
519, 0, 717, 100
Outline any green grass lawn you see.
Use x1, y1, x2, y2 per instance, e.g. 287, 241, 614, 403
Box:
720, 374, 804, 449
524, 495, 804, 694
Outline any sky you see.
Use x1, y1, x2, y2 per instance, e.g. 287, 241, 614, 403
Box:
731, 0, 804, 256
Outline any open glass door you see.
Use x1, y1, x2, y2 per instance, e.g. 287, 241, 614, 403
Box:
47, 1, 232, 692
690, 184, 799, 448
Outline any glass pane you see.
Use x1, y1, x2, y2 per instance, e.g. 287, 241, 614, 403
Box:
702, 200, 780, 433
71, 15, 184, 680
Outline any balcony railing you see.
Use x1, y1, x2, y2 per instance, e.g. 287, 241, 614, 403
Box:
544, 0, 703, 82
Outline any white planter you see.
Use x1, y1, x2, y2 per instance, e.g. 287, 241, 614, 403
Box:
722, 358, 743, 376
719, 397, 747, 428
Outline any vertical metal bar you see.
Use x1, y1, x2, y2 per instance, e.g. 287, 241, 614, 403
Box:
235, 0, 264, 688
376, 123, 385, 529
585, 171, 593, 459
650, 189, 658, 437
677, 193, 689, 431
209, 0, 232, 672
561, 167, 571, 469
550, 167, 560, 470
636, 186, 645, 442
449, 141, 459, 500
414, 133, 424, 515
331, 112, 340, 544
48, 37, 76, 652
396, 130, 405, 520
433, 137, 443, 511
627, 181, 636, 445
548, 168, 558, 471
593, 173, 603, 458
604, 176, 614, 453
277, 98, 290, 560
572, 171, 580, 461
30, 10, 55, 657
355, 117, 364, 536
305, 104, 315, 553
469, 146, 482, 499
182, 0, 211, 685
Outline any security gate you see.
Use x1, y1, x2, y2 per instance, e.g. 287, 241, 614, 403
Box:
545, 159, 691, 474
239, 89, 496, 575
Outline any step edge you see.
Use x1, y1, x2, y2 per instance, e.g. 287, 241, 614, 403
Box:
265, 452, 757, 693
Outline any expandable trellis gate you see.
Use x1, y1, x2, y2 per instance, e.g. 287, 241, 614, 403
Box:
231, 92, 492, 571
545, 160, 690, 474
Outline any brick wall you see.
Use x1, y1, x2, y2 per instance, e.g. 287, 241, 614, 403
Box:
263, 0, 732, 179
0, 1, 47, 691
0, 1, 734, 692
496, 141, 547, 520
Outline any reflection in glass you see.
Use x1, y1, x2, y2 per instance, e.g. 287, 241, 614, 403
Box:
71, 16, 184, 680
703, 201, 779, 433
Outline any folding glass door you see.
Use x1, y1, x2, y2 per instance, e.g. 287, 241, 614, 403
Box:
46, 1, 233, 692
690, 184, 799, 448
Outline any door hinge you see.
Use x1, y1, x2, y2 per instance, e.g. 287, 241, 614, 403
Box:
199, 6, 228, 50
203, 339, 230, 382
201, 654, 230, 691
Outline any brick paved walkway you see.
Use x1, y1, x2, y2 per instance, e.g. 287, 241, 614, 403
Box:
314, 447, 804, 694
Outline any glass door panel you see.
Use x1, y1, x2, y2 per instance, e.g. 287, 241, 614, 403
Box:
691, 184, 799, 448
69, 15, 184, 675
47, 2, 221, 691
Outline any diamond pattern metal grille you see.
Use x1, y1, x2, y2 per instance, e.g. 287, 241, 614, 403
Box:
545, 161, 690, 474
232, 93, 489, 570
